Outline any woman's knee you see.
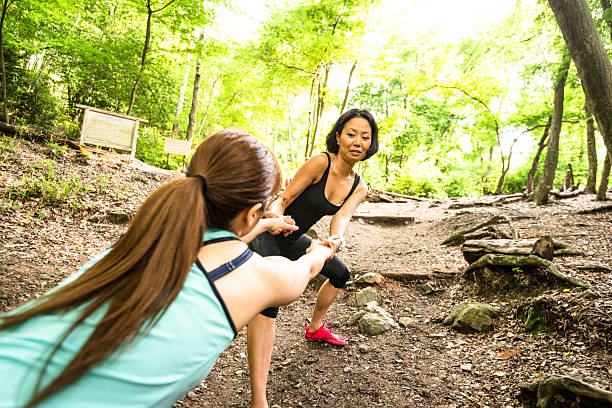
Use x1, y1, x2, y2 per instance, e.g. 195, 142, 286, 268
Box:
324, 261, 350, 289
260, 307, 279, 319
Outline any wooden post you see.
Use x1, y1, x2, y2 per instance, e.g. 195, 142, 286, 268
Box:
131, 120, 140, 158
80, 108, 91, 146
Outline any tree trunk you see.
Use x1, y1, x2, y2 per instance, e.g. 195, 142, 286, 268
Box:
596, 152, 611, 201
172, 55, 193, 138
340, 60, 357, 113
186, 32, 205, 142
0, 0, 12, 123
272, 118, 278, 153
185, 60, 201, 142
127, 6, 153, 115
308, 64, 330, 158
287, 96, 294, 162
197, 75, 219, 139
526, 116, 552, 193
548, 0, 612, 157
384, 154, 390, 182
585, 101, 598, 193
533, 54, 571, 205
562, 163, 574, 191
495, 136, 519, 194
304, 75, 317, 159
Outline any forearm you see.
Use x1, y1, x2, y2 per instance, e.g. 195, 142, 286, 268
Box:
268, 245, 331, 306
296, 246, 330, 280
240, 219, 268, 243
267, 195, 288, 216
329, 215, 351, 237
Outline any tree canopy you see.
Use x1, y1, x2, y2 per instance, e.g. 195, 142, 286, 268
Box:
1, 0, 610, 199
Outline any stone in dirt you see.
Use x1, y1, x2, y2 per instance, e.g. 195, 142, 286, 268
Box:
443, 302, 500, 333
348, 301, 398, 335
353, 272, 383, 285
349, 286, 381, 307
358, 312, 393, 335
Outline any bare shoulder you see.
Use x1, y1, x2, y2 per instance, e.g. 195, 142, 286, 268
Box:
355, 178, 369, 197
290, 153, 329, 185
303, 152, 329, 172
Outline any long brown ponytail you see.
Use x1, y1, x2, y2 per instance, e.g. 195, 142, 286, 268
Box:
0, 130, 281, 407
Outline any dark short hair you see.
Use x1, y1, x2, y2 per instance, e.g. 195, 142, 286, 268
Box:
325, 109, 379, 160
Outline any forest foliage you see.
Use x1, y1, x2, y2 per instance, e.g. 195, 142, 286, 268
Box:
0, 0, 610, 198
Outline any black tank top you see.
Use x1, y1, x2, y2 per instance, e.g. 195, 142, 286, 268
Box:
284, 152, 360, 241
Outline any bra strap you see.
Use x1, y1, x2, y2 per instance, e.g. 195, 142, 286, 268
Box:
206, 249, 253, 281
341, 173, 361, 204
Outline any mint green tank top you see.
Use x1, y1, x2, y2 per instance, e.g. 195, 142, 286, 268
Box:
0, 229, 240, 407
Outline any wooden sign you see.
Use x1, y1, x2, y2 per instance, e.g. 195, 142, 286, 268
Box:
164, 138, 192, 156
76, 104, 148, 157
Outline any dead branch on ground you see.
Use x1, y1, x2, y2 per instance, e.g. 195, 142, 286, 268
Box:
366, 187, 428, 203
550, 187, 585, 199
447, 193, 526, 209
577, 204, 612, 214
575, 264, 612, 273
442, 215, 517, 246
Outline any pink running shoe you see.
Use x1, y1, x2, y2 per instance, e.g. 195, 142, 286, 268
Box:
305, 321, 346, 346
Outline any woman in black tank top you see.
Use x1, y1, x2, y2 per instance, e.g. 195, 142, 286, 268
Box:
247, 109, 379, 408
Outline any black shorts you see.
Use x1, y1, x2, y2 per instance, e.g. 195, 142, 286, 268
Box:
249, 232, 350, 319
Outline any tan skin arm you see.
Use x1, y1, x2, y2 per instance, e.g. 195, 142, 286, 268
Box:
266, 153, 329, 216
323, 180, 368, 253
240, 216, 298, 243
213, 242, 332, 331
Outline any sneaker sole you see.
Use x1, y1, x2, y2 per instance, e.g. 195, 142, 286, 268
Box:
305, 337, 346, 347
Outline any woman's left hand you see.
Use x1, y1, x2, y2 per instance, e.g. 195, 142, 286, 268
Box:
263, 212, 298, 236
306, 239, 335, 262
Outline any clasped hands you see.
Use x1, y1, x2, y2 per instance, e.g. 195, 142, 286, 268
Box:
263, 211, 298, 237
263, 211, 338, 261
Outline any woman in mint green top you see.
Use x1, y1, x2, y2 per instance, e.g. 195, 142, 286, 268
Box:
0, 130, 332, 408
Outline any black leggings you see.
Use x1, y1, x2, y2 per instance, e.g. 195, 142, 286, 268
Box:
249, 232, 350, 319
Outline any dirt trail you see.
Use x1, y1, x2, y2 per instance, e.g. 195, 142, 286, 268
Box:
1, 140, 611, 408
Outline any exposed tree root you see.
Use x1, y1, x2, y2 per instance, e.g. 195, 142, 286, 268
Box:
575, 264, 612, 273
464, 254, 591, 288
461, 238, 583, 263
577, 204, 612, 214
520, 375, 612, 407
447, 193, 526, 209
442, 215, 517, 246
